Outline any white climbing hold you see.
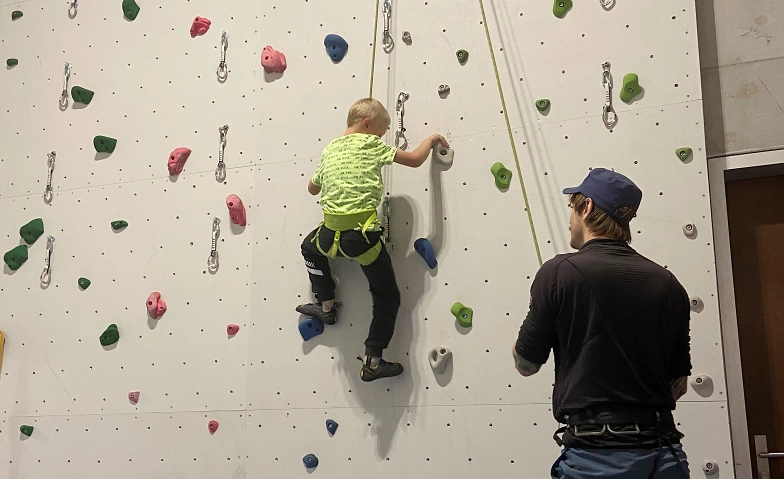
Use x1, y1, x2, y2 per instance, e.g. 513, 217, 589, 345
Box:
428, 346, 452, 374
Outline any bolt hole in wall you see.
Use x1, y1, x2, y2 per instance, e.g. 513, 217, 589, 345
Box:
0, 0, 725, 477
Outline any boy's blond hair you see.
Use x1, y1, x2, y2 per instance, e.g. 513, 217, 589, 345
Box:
346, 98, 391, 128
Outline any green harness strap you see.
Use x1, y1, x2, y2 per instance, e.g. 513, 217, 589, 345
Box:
312, 210, 384, 266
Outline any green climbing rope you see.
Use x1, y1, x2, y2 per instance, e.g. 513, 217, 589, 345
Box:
477, 0, 543, 267
369, 0, 381, 98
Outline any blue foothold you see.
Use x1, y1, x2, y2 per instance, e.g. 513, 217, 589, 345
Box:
303, 453, 319, 468
298, 318, 325, 341
326, 419, 338, 435
324, 34, 348, 63
414, 238, 437, 269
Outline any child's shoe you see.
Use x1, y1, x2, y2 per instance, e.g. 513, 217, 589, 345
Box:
295, 302, 341, 325
358, 356, 404, 382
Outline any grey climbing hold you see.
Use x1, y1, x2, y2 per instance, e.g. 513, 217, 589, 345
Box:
428, 346, 452, 374
682, 223, 697, 239
438, 84, 450, 98
689, 296, 704, 312
324, 34, 348, 63
303, 453, 319, 468
690, 375, 713, 395
431, 141, 454, 168
326, 419, 338, 435
402, 31, 412, 44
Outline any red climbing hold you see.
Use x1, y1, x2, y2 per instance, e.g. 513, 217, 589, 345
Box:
208, 420, 219, 434
227, 324, 240, 336
128, 391, 140, 404
226, 194, 247, 226
261, 46, 287, 74
190, 16, 211, 38
146, 292, 167, 320
168, 147, 192, 176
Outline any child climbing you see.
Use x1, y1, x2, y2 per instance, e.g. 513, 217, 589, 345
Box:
297, 98, 449, 382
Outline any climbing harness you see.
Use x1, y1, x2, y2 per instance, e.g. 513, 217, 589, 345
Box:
59, 62, 72, 109
43, 151, 55, 203
216, 124, 228, 182
382, 196, 392, 253
40, 235, 55, 285
602, 62, 617, 128
68, 0, 77, 17
311, 211, 384, 266
395, 92, 409, 150
477, 0, 543, 267
382, 0, 394, 53
208, 217, 220, 271
217, 31, 229, 81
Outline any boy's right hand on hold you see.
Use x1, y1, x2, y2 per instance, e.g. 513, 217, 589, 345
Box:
430, 134, 449, 149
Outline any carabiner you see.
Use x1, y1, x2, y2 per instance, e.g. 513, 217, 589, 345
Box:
68, 0, 77, 17
40, 235, 55, 284
44, 151, 56, 203
382, 0, 394, 53
395, 92, 409, 150
601, 62, 617, 128
217, 31, 229, 81
59, 63, 72, 109
216, 124, 228, 182
208, 217, 221, 270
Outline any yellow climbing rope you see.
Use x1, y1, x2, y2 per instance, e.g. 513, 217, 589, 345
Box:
478, 0, 543, 267
369, 0, 381, 98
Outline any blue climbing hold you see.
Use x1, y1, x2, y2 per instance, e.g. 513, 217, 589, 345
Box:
303, 453, 319, 468
324, 34, 348, 63
326, 419, 338, 435
298, 318, 324, 341
414, 238, 437, 269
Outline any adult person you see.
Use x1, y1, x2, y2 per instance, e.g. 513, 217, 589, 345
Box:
512, 168, 692, 479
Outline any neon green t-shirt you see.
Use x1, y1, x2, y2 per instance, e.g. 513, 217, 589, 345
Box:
312, 133, 397, 231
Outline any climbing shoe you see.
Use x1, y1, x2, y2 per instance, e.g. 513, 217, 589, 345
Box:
358, 356, 404, 382
295, 302, 340, 325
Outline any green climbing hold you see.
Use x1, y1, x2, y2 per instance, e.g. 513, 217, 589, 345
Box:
111, 220, 128, 231
451, 302, 473, 328
19, 218, 44, 245
553, 0, 573, 18
456, 50, 469, 66
535, 99, 551, 112
100, 324, 119, 346
491, 162, 513, 190
11, 11, 23, 20
4, 245, 28, 271
676, 148, 693, 162
94, 136, 117, 153
122, 0, 140, 21
7, 58, 18, 67
20, 425, 34, 437
78, 277, 91, 290
71, 86, 94, 105
620, 73, 643, 103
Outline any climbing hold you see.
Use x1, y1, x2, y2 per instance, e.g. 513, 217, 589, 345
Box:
70, 86, 94, 105
620, 73, 642, 103
438, 84, 450, 98
431, 141, 454, 168
11, 11, 23, 20
111, 220, 128, 231
451, 302, 473, 328
208, 420, 219, 434
414, 238, 437, 269
122, 0, 140, 21
689, 296, 704, 312
456, 49, 469, 65
19, 218, 44, 245
146, 292, 167, 320
298, 318, 324, 341
553, 0, 573, 18
78, 277, 91, 290
324, 34, 349, 63
490, 162, 513, 190
303, 454, 319, 468
100, 324, 119, 346
227, 324, 240, 336
682, 223, 697, 239
326, 419, 338, 436
7, 59, 18, 67
676, 147, 693, 162
690, 374, 713, 394
128, 391, 140, 404
702, 461, 719, 476
260, 45, 287, 74
402, 31, 412, 44
190, 16, 211, 38
428, 346, 452, 374
167, 147, 191, 176
226, 194, 247, 227
20, 425, 34, 437
535, 99, 550, 112
4, 245, 28, 271
93, 135, 117, 154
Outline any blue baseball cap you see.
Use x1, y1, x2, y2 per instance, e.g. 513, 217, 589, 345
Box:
562, 168, 642, 223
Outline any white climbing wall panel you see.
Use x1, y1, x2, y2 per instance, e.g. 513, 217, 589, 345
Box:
0, 0, 733, 477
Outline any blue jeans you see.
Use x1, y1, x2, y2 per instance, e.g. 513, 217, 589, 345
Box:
551, 445, 690, 478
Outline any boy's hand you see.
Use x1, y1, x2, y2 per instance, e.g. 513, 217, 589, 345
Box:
430, 134, 449, 149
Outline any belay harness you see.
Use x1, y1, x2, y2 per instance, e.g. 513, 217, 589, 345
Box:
312, 210, 383, 266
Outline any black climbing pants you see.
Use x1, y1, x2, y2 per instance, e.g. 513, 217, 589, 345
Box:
301, 225, 401, 358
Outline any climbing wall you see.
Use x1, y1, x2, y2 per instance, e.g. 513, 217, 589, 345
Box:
0, 0, 733, 478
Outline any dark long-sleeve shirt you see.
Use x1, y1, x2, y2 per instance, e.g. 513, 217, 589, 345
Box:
515, 239, 692, 423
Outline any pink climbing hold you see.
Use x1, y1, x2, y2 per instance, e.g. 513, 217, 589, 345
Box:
168, 147, 192, 176
208, 420, 219, 434
190, 16, 211, 38
261, 45, 287, 74
128, 391, 140, 404
226, 194, 247, 227
227, 324, 240, 336
146, 292, 167, 320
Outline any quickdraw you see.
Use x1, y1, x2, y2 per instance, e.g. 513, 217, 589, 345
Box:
208, 217, 221, 271
40, 236, 55, 285
216, 124, 229, 181
60, 63, 72, 109
602, 62, 617, 128
217, 31, 229, 81
395, 92, 409, 150
44, 151, 56, 203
